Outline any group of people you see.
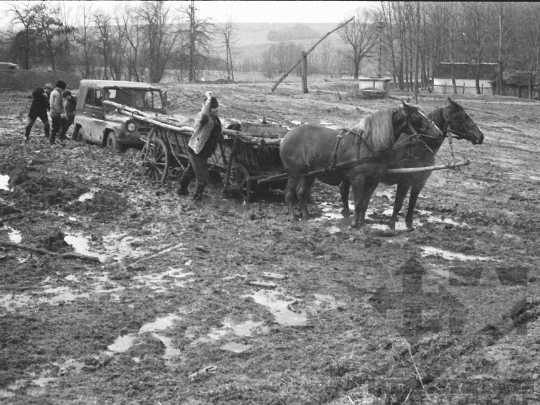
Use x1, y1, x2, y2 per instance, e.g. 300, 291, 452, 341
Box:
25, 80, 77, 145
25, 83, 221, 203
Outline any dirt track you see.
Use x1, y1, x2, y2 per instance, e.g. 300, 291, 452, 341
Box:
1, 79, 539, 404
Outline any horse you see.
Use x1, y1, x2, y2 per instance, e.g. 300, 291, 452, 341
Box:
279, 101, 443, 228
339, 98, 485, 230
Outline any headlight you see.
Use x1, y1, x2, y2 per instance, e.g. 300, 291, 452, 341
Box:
127, 122, 136, 132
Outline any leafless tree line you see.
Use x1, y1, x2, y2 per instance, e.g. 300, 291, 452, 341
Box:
3, 1, 540, 91
373, 2, 540, 93
3, 0, 216, 83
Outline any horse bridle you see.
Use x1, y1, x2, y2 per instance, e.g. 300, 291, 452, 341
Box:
400, 106, 440, 139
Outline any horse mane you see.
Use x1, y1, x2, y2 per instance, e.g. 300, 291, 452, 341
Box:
350, 107, 397, 151
428, 106, 447, 130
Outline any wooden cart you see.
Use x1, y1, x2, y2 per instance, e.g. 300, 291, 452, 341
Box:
104, 101, 289, 202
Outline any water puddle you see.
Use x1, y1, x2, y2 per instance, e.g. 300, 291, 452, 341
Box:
6, 227, 22, 243
102, 232, 153, 261
0, 174, 10, 191
64, 232, 153, 263
315, 202, 468, 230
1, 274, 125, 311
106, 313, 182, 364
77, 188, 99, 202
310, 294, 346, 313
64, 233, 107, 262
191, 317, 270, 347
244, 290, 308, 326
133, 268, 194, 291
78, 192, 94, 202
421, 246, 496, 262
40, 286, 90, 304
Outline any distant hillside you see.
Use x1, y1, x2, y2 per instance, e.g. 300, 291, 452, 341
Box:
218, 22, 345, 62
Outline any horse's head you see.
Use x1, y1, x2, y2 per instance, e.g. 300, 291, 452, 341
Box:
397, 101, 443, 140
444, 98, 484, 145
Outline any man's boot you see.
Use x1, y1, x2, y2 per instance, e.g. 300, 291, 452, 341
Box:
192, 182, 206, 202
177, 176, 191, 196
44, 124, 50, 139
24, 126, 31, 142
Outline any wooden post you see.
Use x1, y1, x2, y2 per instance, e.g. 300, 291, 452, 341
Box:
301, 52, 308, 94
271, 16, 354, 92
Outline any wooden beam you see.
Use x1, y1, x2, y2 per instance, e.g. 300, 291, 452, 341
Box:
271, 16, 355, 92
386, 160, 470, 174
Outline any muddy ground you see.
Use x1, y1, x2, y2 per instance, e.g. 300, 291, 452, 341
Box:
1, 78, 540, 404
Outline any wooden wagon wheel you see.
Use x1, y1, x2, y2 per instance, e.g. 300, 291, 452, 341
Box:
230, 163, 253, 202
141, 134, 170, 182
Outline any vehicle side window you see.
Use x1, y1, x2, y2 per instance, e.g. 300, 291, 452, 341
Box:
94, 90, 103, 107
85, 89, 95, 106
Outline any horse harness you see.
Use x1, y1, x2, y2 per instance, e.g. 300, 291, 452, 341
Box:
327, 109, 439, 172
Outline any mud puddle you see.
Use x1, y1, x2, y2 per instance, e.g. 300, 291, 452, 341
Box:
245, 290, 308, 326
316, 201, 468, 231
421, 246, 496, 262
191, 317, 270, 347
64, 231, 153, 263
107, 313, 183, 364
2, 225, 22, 243
1, 273, 125, 311
133, 267, 195, 291
0, 174, 9, 191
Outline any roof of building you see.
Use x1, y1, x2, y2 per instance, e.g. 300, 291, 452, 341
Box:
434, 62, 499, 80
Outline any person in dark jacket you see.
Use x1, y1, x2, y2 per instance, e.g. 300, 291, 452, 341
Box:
59, 91, 77, 141
24, 87, 50, 142
177, 92, 222, 202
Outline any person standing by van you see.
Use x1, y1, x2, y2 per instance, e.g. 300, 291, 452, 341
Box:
49, 80, 67, 145
24, 87, 50, 143
59, 91, 77, 141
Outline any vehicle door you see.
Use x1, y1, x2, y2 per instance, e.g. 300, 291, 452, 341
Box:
82, 88, 107, 143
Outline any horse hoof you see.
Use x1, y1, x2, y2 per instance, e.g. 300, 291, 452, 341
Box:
341, 210, 350, 218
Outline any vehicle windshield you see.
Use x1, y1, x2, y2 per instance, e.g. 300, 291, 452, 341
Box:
103, 87, 164, 112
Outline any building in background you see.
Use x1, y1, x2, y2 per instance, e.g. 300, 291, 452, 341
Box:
433, 62, 498, 95
490, 71, 538, 99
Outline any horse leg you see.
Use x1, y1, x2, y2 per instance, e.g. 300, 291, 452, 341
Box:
390, 182, 410, 230
340, 180, 351, 217
297, 176, 315, 220
284, 177, 299, 222
405, 182, 425, 229
350, 177, 375, 228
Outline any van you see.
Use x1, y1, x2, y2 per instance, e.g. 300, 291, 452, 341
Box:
73, 79, 167, 151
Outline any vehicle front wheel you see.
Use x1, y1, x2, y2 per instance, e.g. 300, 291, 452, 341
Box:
75, 126, 85, 142
106, 131, 124, 152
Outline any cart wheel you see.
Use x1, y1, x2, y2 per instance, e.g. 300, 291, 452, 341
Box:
142, 137, 169, 182
231, 163, 253, 202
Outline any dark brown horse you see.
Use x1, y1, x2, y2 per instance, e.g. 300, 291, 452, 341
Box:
280, 102, 443, 228
340, 98, 485, 229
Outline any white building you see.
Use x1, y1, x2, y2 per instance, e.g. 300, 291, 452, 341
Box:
433, 62, 498, 95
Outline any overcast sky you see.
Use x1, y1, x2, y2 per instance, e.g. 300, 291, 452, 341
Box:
0, 1, 373, 27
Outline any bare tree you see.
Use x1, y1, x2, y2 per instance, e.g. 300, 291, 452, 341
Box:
8, 1, 40, 69
218, 17, 237, 82
75, 4, 94, 78
338, 9, 378, 79
119, 5, 144, 81
185, 0, 214, 82
138, 1, 182, 83
34, 2, 63, 71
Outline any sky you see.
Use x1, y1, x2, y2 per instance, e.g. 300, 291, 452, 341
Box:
0, 1, 373, 28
